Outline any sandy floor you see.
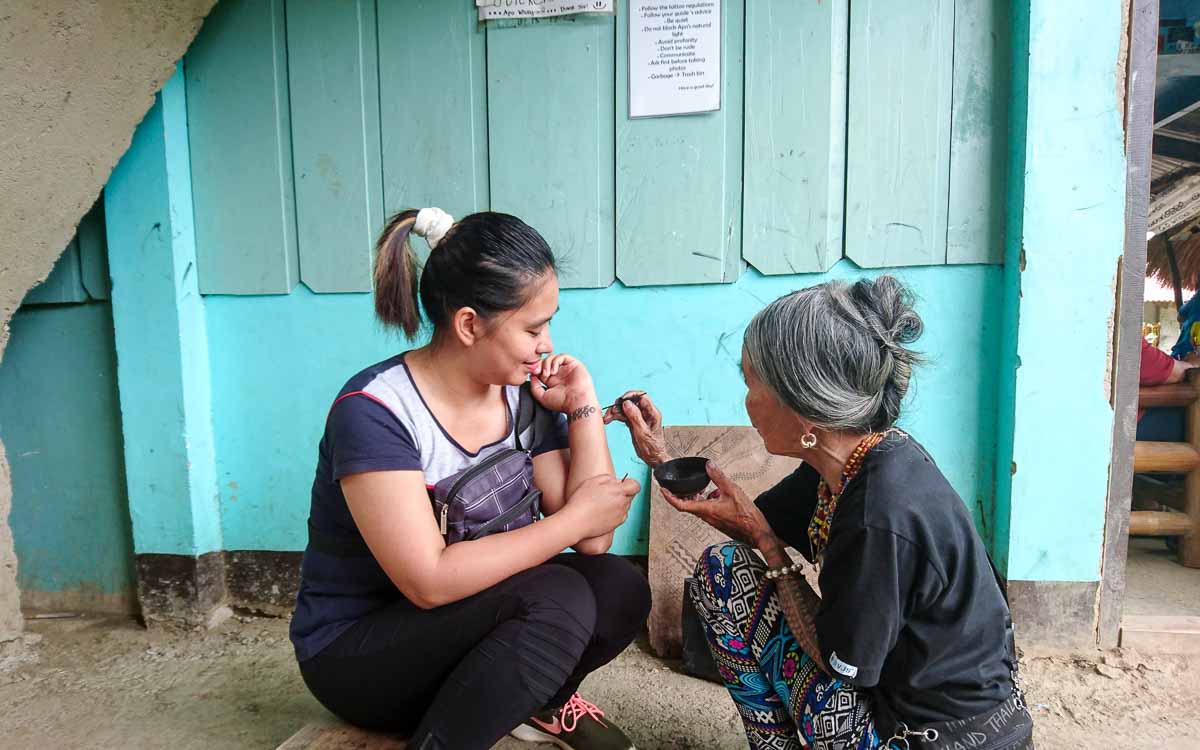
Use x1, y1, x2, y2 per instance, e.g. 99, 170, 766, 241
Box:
1, 613, 1199, 749
1124, 537, 1200, 618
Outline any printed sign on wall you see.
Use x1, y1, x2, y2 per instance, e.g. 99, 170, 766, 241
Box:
628, 0, 721, 118
477, 0, 615, 21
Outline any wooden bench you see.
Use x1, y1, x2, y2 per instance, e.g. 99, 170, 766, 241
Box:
276, 722, 406, 750
1134, 373, 1200, 567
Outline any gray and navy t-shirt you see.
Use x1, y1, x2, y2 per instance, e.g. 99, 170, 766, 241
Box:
290, 353, 569, 662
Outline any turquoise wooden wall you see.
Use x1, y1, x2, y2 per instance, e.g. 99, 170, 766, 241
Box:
185, 0, 1009, 294
1, 221, 135, 610
88, 0, 1017, 560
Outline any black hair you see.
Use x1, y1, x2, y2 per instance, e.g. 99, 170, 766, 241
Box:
373, 210, 557, 340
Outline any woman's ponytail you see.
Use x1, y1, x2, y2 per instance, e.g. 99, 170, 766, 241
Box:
373, 209, 422, 339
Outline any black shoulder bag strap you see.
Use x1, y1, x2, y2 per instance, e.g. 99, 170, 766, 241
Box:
514, 381, 538, 453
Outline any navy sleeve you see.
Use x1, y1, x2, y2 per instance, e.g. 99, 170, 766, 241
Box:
815, 525, 929, 688
755, 463, 821, 560
530, 406, 570, 457
327, 394, 422, 480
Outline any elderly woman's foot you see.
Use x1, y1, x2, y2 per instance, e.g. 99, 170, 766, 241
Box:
509, 692, 636, 750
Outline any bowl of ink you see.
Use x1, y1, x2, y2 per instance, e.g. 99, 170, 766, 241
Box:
653, 457, 711, 497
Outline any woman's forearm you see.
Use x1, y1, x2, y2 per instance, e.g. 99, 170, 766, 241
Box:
563, 394, 617, 552
412, 512, 582, 608
758, 537, 830, 674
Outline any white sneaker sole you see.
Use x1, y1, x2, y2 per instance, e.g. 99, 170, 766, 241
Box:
508, 723, 636, 750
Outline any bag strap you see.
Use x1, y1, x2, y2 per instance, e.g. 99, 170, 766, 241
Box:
514, 381, 538, 453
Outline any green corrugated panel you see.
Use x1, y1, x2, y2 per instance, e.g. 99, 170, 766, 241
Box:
287, 0, 384, 294
487, 16, 616, 289
378, 0, 489, 266
846, 0, 954, 268
615, 0, 745, 287
743, 0, 848, 275
187, 0, 299, 294
948, 0, 1009, 265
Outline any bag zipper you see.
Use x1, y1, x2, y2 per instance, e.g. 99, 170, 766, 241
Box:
445, 448, 523, 502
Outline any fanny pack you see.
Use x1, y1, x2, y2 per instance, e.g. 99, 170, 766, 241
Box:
309, 382, 544, 556
431, 382, 542, 544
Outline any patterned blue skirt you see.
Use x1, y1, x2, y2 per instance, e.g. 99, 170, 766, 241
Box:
689, 541, 883, 750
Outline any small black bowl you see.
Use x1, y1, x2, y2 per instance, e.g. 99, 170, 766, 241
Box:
653, 457, 711, 497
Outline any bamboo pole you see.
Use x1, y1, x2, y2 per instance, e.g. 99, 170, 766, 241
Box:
1133, 441, 1200, 474
1182, 371, 1200, 567
1138, 382, 1200, 408
1129, 510, 1195, 536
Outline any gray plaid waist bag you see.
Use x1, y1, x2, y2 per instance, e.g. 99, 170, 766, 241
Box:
309, 382, 544, 556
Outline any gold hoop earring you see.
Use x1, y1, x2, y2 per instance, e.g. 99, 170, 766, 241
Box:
800, 432, 818, 449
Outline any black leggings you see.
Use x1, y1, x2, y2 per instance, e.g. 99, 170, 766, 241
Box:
298, 553, 651, 750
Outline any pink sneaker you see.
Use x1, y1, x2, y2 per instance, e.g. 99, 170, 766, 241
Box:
509, 693, 636, 750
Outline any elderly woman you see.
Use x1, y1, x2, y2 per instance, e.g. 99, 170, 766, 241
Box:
607, 277, 1033, 750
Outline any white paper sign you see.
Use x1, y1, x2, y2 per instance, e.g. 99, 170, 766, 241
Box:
477, 0, 615, 21
628, 0, 721, 118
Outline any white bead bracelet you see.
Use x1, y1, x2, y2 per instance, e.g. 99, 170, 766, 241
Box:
763, 562, 803, 580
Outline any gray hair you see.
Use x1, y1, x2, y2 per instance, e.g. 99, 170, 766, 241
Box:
743, 275, 923, 432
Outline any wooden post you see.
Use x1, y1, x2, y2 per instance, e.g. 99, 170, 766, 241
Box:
1181, 370, 1200, 567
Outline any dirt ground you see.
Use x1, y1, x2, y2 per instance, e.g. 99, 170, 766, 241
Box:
1, 613, 1198, 749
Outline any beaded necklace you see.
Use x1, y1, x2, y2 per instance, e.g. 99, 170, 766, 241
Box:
807, 431, 891, 560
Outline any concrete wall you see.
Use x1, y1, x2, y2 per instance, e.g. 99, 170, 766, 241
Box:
0, 0, 216, 643
995, 0, 1130, 648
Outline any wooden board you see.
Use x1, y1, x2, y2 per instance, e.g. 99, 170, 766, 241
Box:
186, 0, 299, 294
615, 0, 745, 286
647, 426, 801, 658
276, 722, 406, 750
845, 0, 954, 268
742, 0, 848, 274
487, 16, 615, 289
378, 0, 489, 266
287, 0, 383, 293
1120, 615, 1200, 654
947, 0, 1008, 265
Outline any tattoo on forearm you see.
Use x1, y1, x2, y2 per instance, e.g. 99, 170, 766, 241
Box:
567, 405, 597, 424
774, 573, 829, 674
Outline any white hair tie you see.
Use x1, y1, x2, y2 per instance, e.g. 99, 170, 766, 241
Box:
413, 207, 455, 250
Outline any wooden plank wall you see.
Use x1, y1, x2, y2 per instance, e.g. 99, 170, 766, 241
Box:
743, 0, 848, 275
378, 0, 489, 266
487, 16, 616, 289
286, 0, 383, 293
186, 0, 298, 295
184, 0, 1009, 295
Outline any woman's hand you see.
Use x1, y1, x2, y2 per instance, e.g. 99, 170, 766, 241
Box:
560, 474, 641, 540
603, 391, 671, 467
530, 354, 597, 415
661, 462, 776, 548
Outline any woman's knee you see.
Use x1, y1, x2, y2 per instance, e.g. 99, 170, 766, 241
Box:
574, 554, 651, 636
512, 564, 598, 640
693, 540, 763, 580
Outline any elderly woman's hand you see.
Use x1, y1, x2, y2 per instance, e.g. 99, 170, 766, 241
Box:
603, 391, 671, 467
661, 462, 777, 549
